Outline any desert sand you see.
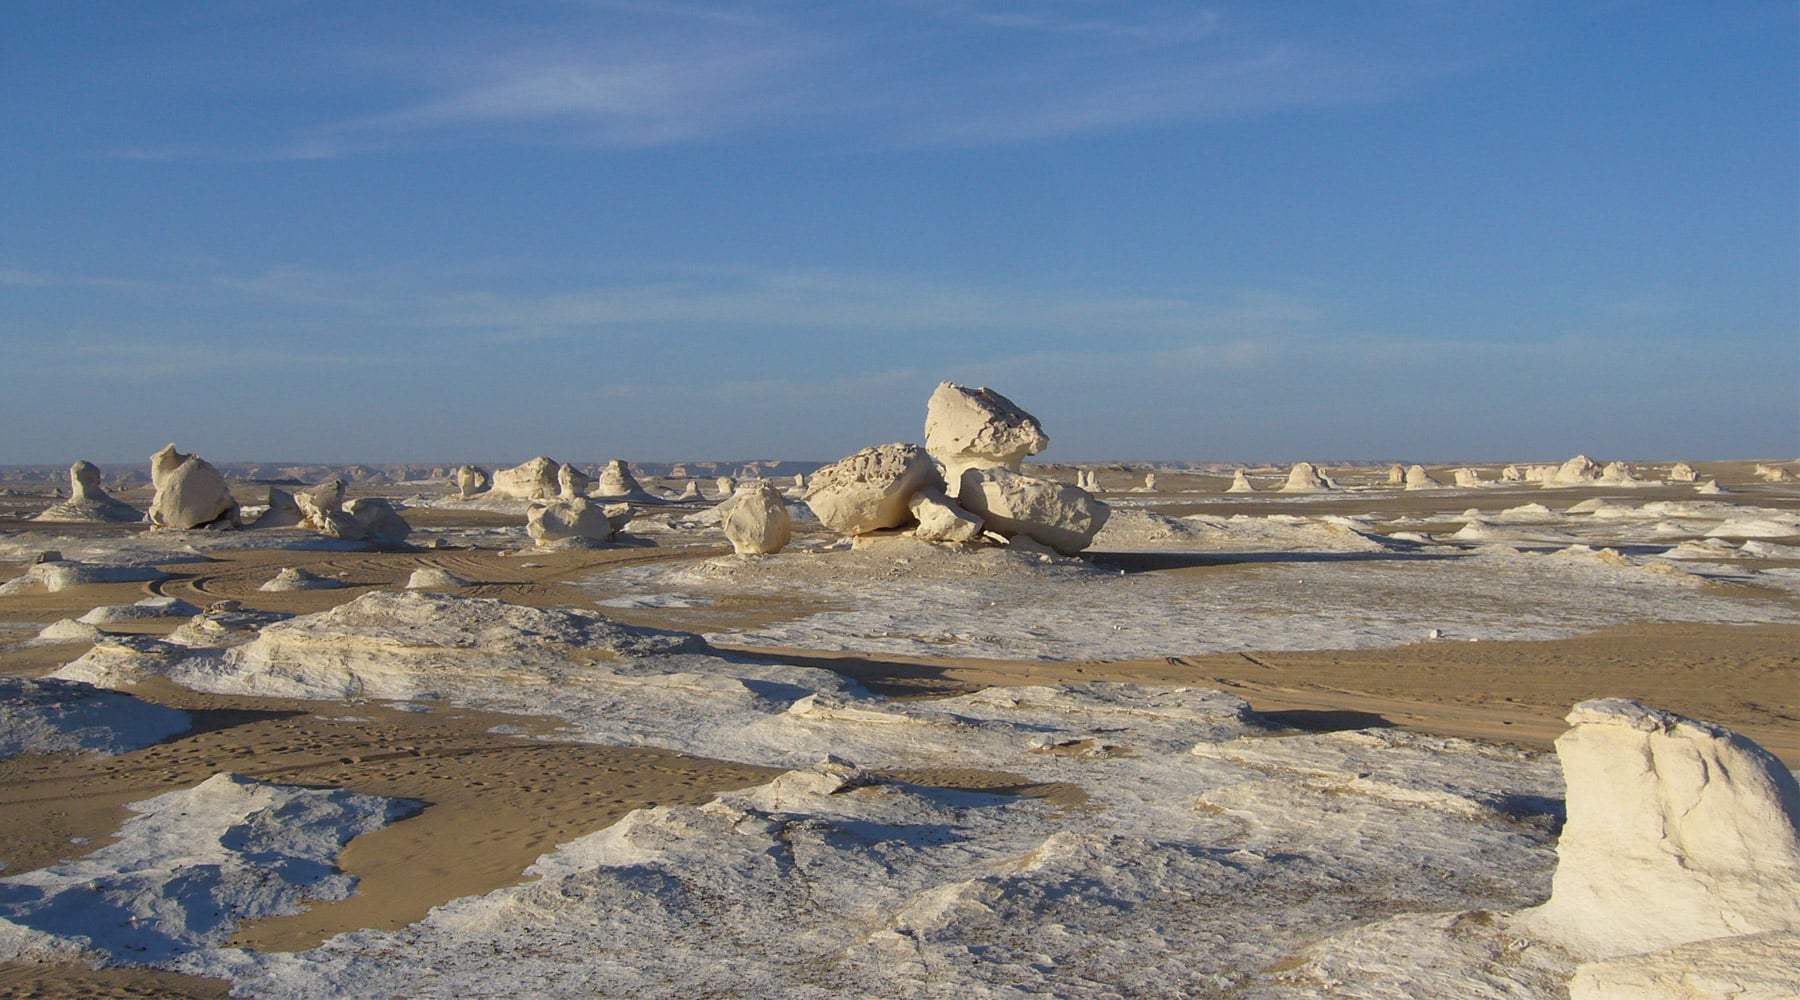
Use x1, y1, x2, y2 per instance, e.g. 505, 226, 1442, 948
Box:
0, 454, 1796, 997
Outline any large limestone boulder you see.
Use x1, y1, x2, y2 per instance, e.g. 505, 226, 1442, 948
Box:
146, 444, 240, 530
1525, 699, 1800, 960
315, 497, 411, 544
34, 461, 141, 523
491, 457, 563, 500
722, 481, 792, 555
924, 382, 1050, 495
957, 466, 1108, 555
293, 479, 346, 529
455, 465, 491, 499
1404, 465, 1443, 490
804, 444, 943, 537
908, 486, 985, 544
1280, 462, 1332, 493
526, 497, 617, 546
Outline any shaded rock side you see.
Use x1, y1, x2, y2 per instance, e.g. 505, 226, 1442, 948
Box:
957, 466, 1108, 555
804, 443, 944, 537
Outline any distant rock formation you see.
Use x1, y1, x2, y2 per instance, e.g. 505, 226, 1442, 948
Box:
1525, 699, 1800, 960
455, 465, 491, 499
715, 476, 737, 499
721, 481, 792, 555
1404, 465, 1443, 491
248, 487, 306, 529
1452, 468, 1483, 488
491, 457, 564, 500
1226, 469, 1256, 493
258, 567, 343, 592
1598, 461, 1641, 485
317, 498, 411, 544
34, 461, 141, 523
1280, 462, 1333, 493
526, 497, 626, 547
1385, 464, 1406, 487
1667, 462, 1699, 483
406, 567, 469, 589
146, 444, 240, 531
593, 460, 661, 503
1756, 464, 1794, 483
558, 463, 591, 498
924, 382, 1049, 497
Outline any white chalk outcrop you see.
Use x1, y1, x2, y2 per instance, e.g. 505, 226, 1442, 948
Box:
907, 486, 986, 544
1547, 455, 1602, 486
957, 467, 1109, 556
1227, 469, 1256, 493
491, 457, 564, 500
455, 465, 491, 499
923, 382, 1049, 495
1280, 462, 1333, 493
593, 460, 660, 503
1598, 461, 1643, 485
558, 463, 591, 498
721, 481, 793, 556
1453, 468, 1483, 488
317, 498, 411, 544
803, 444, 944, 537
1404, 465, 1444, 491
248, 487, 305, 529
1525, 698, 1800, 960
406, 567, 470, 589
1566, 930, 1800, 1000
146, 444, 240, 530
258, 567, 343, 592
1667, 462, 1699, 484
292, 479, 346, 529
714, 476, 737, 499
526, 497, 620, 547
1385, 464, 1406, 486
34, 461, 142, 523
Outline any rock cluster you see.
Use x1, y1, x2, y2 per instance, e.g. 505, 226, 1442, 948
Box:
147, 444, 241, 530
802, 382, 1107, 556
34, 461, 142, 523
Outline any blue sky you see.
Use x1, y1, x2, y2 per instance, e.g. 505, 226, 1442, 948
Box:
2, 1, 1795, 464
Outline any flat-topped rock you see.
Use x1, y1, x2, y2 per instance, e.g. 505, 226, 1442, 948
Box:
804, 443, 943, 537
924, 382, 1049, 495
491, 457, 564, 500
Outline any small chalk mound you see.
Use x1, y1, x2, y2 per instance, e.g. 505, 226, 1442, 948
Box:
406, 567, 471, 589
259, 567, 345, 592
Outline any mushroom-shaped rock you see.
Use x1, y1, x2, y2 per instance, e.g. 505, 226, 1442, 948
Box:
317, 498, 411, 544
908, 486, 985, 544
1525, 699, 1800, 960
957, 466, 1108, 555
526, 497, 616, 546
1404, 465, 1443, 491
722, 481, 792, 555
593, 460, 661, 503
558, 463, 591, 498
146, 445, 240, 530
455, 465, 491, 499
491, 457, 564, 500
924, 382, 1050, 495
1226, 469, 1256, 493
803, 444, 943, 537
249, 487, 306, 529
1280, 462, 1332, 493
34, 461, 142, 523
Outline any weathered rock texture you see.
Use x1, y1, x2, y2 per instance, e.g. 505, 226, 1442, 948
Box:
1667, 462, 1700, 483
147, 444, 240, 530
1280, 462, 1332, 493
1526, 698, 1800, 960
455, 465, 491, 499
316, 498, 411, 544
1404, 465, 1443, 491
924, 382, 1049, 495
722, 481, 793, 555
803, 444, 943, 537
908, 487, 985, 544
526, 497, 617, 546
1226, 469, 1256, 493
957, 467, 1109, 555
558, 464, 591, 498
34, 461, 142, 523
491, 457, 564, 500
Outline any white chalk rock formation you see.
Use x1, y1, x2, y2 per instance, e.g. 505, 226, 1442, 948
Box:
293, 479, 346, 529
1385, 464, 1406, 486
248, 488, 305, 529
722, 481, 792, 556
804, 444, 943, 537
715, 476, 737, 499
526, 497, 616, 546
1501, 464, 1526, 483
258, 567, 343, 592
675, 481, 700, 500
957, 466, 1108, 555
1667, 462, 1699, 484
1526, 699, 1800, 960
406, 567, 469, 589
558, 463, 591, 498
923, 382, 1049, 495
491, 457, 564, 500
455, 465, 491, 499
1280, 462, 1332, 493
593, 460, 660, 503
1140, 472, 1157, 492
316, 498, 411, 544
1404, 465, 1443, 490
908, 486, 985, 544
146, 444, 240, 530
1226, 469, 1256, 493
1567, 930, 1800, 1000
34, 461, 142, 523
1696, 479, 1728, 495
1453, 468, 1483, 488
1755, 464, 1794, 483
1599, 461, 1642, 485
1550, 455, 1602, 486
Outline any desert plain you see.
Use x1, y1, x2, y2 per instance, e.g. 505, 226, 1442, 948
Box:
0, 443, 1796, 998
